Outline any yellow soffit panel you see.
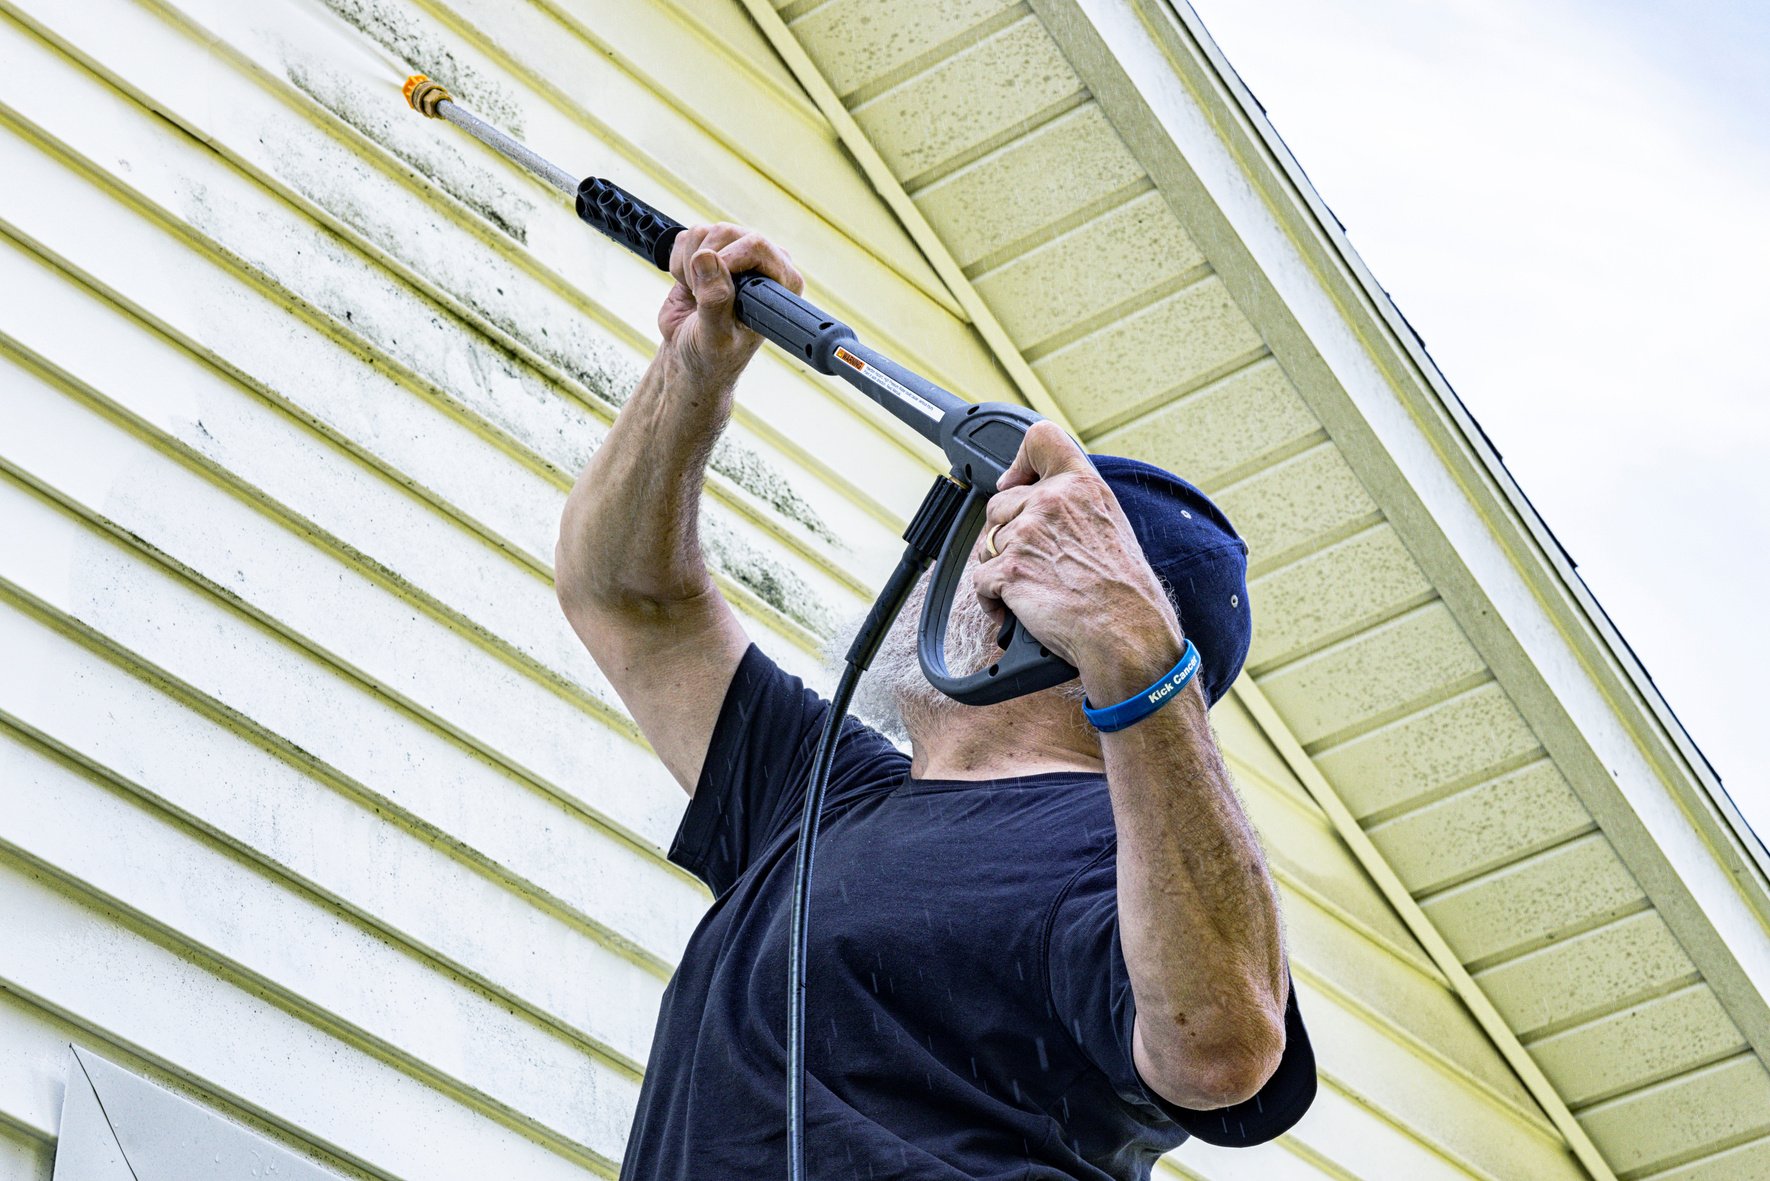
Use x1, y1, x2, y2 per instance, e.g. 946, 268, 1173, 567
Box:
746, 1, 1770, 1178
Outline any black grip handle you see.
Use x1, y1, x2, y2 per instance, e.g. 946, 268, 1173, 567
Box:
917, 486, 1079, 705
917, 403, 1080, 705
576, 178, 858, 372
731, 274, 856, 374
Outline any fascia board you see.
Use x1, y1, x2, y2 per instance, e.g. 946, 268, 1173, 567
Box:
1024, 0, 1770, 1062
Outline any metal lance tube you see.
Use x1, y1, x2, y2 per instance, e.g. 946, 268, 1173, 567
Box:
403, 75, 578, 197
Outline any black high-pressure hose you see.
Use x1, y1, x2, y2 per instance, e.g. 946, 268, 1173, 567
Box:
786, 476, 964, 1178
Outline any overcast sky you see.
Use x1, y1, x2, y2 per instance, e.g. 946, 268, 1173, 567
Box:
1185, 0, 1770, 837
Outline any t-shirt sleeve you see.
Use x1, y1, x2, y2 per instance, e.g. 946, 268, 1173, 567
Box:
1045, 848, 1316, 1147
668, 643, 902, 897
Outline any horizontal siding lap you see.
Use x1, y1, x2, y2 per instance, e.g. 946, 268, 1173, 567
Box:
1227, 1082, 1479, 1181
0, 246, 673, 719
0, 488, 699, 946
1280, 892, 1533, 1113
1153, 1125, 1329, 1180
0, 733, 644, 1151
0, 866, 615, 1177
670, 0, 809, 100
1292, 979, 1583, 1181
0, 996, 61, 1143
0, 390, 692, 852
0, 615, 669, 1063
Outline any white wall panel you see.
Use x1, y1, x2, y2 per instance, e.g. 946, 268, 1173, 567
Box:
0, 0, 952, 1171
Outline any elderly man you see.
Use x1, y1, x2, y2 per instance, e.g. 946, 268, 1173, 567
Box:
556, 225, 1315, 1180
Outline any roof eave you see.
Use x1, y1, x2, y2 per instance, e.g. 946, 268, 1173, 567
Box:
1026, 0, 1770, 1038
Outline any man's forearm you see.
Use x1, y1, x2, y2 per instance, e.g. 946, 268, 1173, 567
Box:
555, 349, 731, 615
1079, 621, 1287, 1111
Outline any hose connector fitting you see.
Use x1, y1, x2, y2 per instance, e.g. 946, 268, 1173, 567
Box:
403, 74, 452, 118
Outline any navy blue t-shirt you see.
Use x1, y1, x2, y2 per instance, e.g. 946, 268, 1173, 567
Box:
621, 645, 1315, 1179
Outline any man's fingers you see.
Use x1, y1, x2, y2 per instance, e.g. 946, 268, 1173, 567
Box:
670, 223, 802, 300
983, 484, 1035, 530
971, 517, 1016, 565
999, 420, 1089, 490
971, 551, 1012, 607
669, 224, 748, 289
668, 224, 711, 289
688, 248, 736, 322
716, 233, 804, 295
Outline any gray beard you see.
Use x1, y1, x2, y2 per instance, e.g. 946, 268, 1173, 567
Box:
823, 566, 1084, 744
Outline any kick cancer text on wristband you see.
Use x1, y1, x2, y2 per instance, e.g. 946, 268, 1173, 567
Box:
1081, 639, 1203, 733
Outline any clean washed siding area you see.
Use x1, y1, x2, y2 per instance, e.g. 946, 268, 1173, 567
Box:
2, 1, 1587, 1178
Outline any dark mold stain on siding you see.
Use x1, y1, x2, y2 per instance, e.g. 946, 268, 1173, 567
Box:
315, 0, 525, 138
285, 60, 534, 244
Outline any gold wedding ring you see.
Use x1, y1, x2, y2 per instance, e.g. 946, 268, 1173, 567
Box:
985, 523, 1003, 558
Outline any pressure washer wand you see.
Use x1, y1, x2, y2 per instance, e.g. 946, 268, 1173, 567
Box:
404, 75, 1077, 709
404, 75, 962, 441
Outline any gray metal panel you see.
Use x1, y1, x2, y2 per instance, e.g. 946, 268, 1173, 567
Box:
56, 1048, 339, 1181
50, 1050, 132, 1181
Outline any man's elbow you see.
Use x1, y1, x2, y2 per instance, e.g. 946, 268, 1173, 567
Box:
1138, 1007, 1286, 1110
552, 525, 633, 625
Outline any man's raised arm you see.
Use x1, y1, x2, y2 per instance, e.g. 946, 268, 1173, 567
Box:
554, 224, 804, 793
973, 423, 1288, 1111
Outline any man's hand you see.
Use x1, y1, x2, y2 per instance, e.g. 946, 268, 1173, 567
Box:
970, 422, 1183, 693
660, 223, 804, 389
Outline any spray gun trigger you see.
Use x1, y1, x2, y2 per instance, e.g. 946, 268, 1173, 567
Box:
996, 614, 1017, 651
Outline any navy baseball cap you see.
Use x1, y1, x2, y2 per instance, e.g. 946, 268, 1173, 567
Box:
1091, 455, 1252, 707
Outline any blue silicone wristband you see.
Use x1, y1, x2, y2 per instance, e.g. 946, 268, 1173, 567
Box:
1081, 639, 1202, 733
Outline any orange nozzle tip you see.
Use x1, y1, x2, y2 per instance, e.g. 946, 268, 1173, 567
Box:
403, 74, 428, 107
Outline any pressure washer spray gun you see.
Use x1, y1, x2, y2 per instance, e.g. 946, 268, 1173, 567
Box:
404, 74, 1077, 1176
